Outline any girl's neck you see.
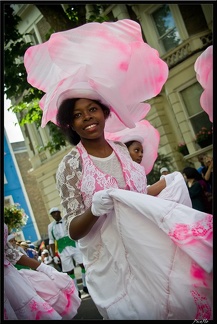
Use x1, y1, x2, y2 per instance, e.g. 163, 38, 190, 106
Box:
187, 179, 195, 187
81, 138, 113, 158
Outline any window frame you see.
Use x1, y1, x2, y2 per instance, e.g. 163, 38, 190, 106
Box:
4, 195, 14, 207
148, 4, 189, 55
177, 79, 211, 138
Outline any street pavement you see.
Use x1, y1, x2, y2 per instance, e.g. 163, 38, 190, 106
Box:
73, 266, 103, 320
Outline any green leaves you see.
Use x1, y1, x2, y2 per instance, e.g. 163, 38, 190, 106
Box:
4, 204, 28, 233
4, 4, 110, 154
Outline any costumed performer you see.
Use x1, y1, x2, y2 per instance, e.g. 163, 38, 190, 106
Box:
105, 119, 192, 207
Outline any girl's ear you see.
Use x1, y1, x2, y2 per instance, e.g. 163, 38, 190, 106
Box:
104, 110, 110, 119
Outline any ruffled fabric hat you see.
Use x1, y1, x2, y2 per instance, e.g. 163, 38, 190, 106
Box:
105, 119, 160, 174
194, 45, 213, 123
24, 19, 168, 131
7, 233, 16, 242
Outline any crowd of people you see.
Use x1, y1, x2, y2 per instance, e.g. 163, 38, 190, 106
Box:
6, 209, 89, 291
4, 19, 212, 320
48, 207, 88, 296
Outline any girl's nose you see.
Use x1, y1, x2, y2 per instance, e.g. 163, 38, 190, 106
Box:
83, 111, 92, 120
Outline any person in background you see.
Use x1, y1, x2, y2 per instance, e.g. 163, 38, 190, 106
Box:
7, 233, 17, 248
182, 167, 208, 212
7, 236, 31, 270
16, 241, 28, 256
28, 244, 38, 260
124, 140, 143, 164
118, 131, 191, 208
201, 155, 213, 213
106, 122, 188, 202
48, 207, 88, 297
20, 241, 37, 259
41, 249, 56, 268
201, 155, 213, 193
46, 243, 62, 271
4, 223, 81, 320
197, 154, 206, 175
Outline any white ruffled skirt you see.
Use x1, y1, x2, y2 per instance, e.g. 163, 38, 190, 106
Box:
79, 172, 213, 320
4, 263, 81, 320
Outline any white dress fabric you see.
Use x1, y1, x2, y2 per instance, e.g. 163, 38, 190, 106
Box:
4, 223, 81, 320
56, 141, 213, 320
85, 189, 212, 320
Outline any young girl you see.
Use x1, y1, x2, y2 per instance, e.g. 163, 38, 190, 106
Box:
55, 97, 212, 320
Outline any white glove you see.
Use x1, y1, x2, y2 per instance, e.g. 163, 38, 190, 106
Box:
163, 172, 177, 187
91, 189, 114, 217
36, 262, 58, 280
53, 256, 60, 264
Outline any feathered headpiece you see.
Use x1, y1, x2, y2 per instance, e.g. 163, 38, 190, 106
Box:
24, 19, 168, 131
194, 45, 213, 123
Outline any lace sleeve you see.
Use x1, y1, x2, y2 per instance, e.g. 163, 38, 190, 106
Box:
56, 148, 86, 236
5, 242, 23, 265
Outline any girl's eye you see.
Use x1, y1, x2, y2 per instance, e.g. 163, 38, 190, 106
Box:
89, 106, 97, 112
73, 113, 81, 119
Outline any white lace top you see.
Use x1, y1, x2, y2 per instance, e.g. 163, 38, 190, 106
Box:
56, 140, 147, 233
4, 223, 23, 266
90, 151, 126, 189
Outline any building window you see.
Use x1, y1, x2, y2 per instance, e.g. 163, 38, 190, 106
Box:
4, 174, 8, 184
4, 195, 14, 207
152, 4, 182, 52
32, 123, 44, 152
178, 5, 208, 36
180, 82, 212, 134
36, 17, 52, 43
25, 28, 39, 44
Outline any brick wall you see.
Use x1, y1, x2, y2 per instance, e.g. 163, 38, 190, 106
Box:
14, 150, 51, 237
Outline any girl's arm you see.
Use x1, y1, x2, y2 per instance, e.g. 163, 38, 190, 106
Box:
69, 207, 98, 240
204, 160, 213, 181
147, 178, 166, 196
56, 153, 99, 241
16, 254, 41, 269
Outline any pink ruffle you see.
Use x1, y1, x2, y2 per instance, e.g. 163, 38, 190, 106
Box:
24, 19, 168, 128
105, 119, 160, 174
194, 46, 213, 123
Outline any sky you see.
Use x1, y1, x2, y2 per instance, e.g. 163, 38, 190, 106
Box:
4, 96, 24, 143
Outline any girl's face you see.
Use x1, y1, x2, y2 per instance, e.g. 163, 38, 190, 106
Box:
127, 141, 143, 164
71, 99, 106, 141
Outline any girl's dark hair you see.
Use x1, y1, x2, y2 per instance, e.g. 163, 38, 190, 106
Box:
125, 141, 136, 148
182, 167, 203, 180
56, 98, 110, 145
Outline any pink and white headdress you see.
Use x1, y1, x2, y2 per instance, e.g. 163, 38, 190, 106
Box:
105, 119, 160, 174
194, 45, 213, 123
24, 19, 168, 131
